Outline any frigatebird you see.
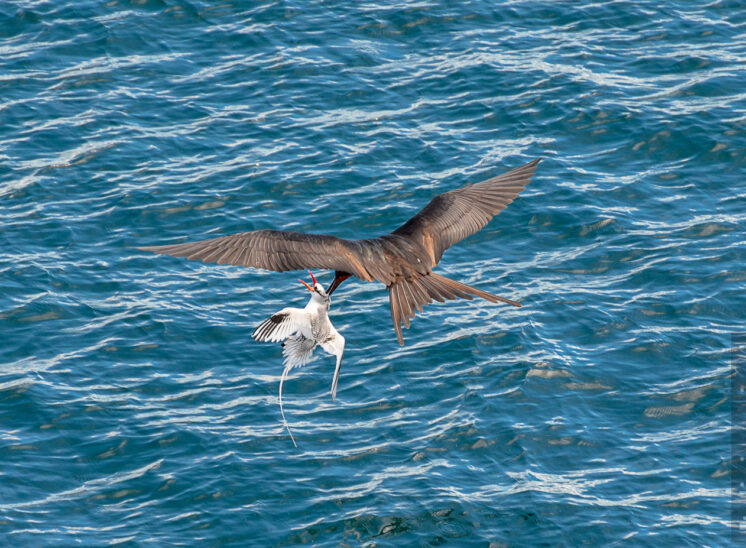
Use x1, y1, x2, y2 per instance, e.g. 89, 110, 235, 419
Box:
139, 158, 540, 345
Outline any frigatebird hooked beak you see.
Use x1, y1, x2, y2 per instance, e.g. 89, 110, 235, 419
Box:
140, 158, 541, 345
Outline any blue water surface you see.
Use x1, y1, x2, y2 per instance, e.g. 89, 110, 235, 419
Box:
1, 1, 744, 545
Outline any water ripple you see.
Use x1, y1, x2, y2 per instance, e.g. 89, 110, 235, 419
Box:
1, 0, 743, 545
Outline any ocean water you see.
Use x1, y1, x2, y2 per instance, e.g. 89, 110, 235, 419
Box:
1, 0, 744, 545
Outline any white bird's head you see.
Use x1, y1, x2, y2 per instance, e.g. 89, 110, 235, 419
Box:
299, 271, 330, 305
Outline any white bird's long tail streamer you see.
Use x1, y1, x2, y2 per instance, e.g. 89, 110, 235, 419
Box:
279, 366, 297, 448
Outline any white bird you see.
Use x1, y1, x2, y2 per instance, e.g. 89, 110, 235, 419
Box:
252, 270, 345, 447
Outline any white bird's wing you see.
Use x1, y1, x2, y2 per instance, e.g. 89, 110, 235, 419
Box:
282, 336, 317, 369
251, 307, 306, 343
320, 331, 345, 400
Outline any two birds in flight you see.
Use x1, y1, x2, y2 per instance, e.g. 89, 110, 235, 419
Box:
140, 158, 541, 444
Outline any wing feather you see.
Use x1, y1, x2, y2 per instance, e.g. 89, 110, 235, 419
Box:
139, 229, 369, 279
320, 331, 345, 400
391, 158, 540, 265
282, 335, 317, 369
252, 308, 306, 343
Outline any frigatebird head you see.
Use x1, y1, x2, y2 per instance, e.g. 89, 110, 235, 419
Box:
298, 270, 329, 303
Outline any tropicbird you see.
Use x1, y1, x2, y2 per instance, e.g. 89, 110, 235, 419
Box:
252, 271, 345, 447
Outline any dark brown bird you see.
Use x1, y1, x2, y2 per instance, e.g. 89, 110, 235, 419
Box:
139, 158, 540, 345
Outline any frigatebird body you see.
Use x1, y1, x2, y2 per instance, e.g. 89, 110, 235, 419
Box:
140, 158, 540, 344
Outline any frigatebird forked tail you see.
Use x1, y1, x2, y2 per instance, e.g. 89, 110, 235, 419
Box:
387, 272, 520, 345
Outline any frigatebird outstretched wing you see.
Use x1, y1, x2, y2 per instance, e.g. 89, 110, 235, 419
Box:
391, 158, 540, 266
139, 230, 370, 281
139, 158, 541, 345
